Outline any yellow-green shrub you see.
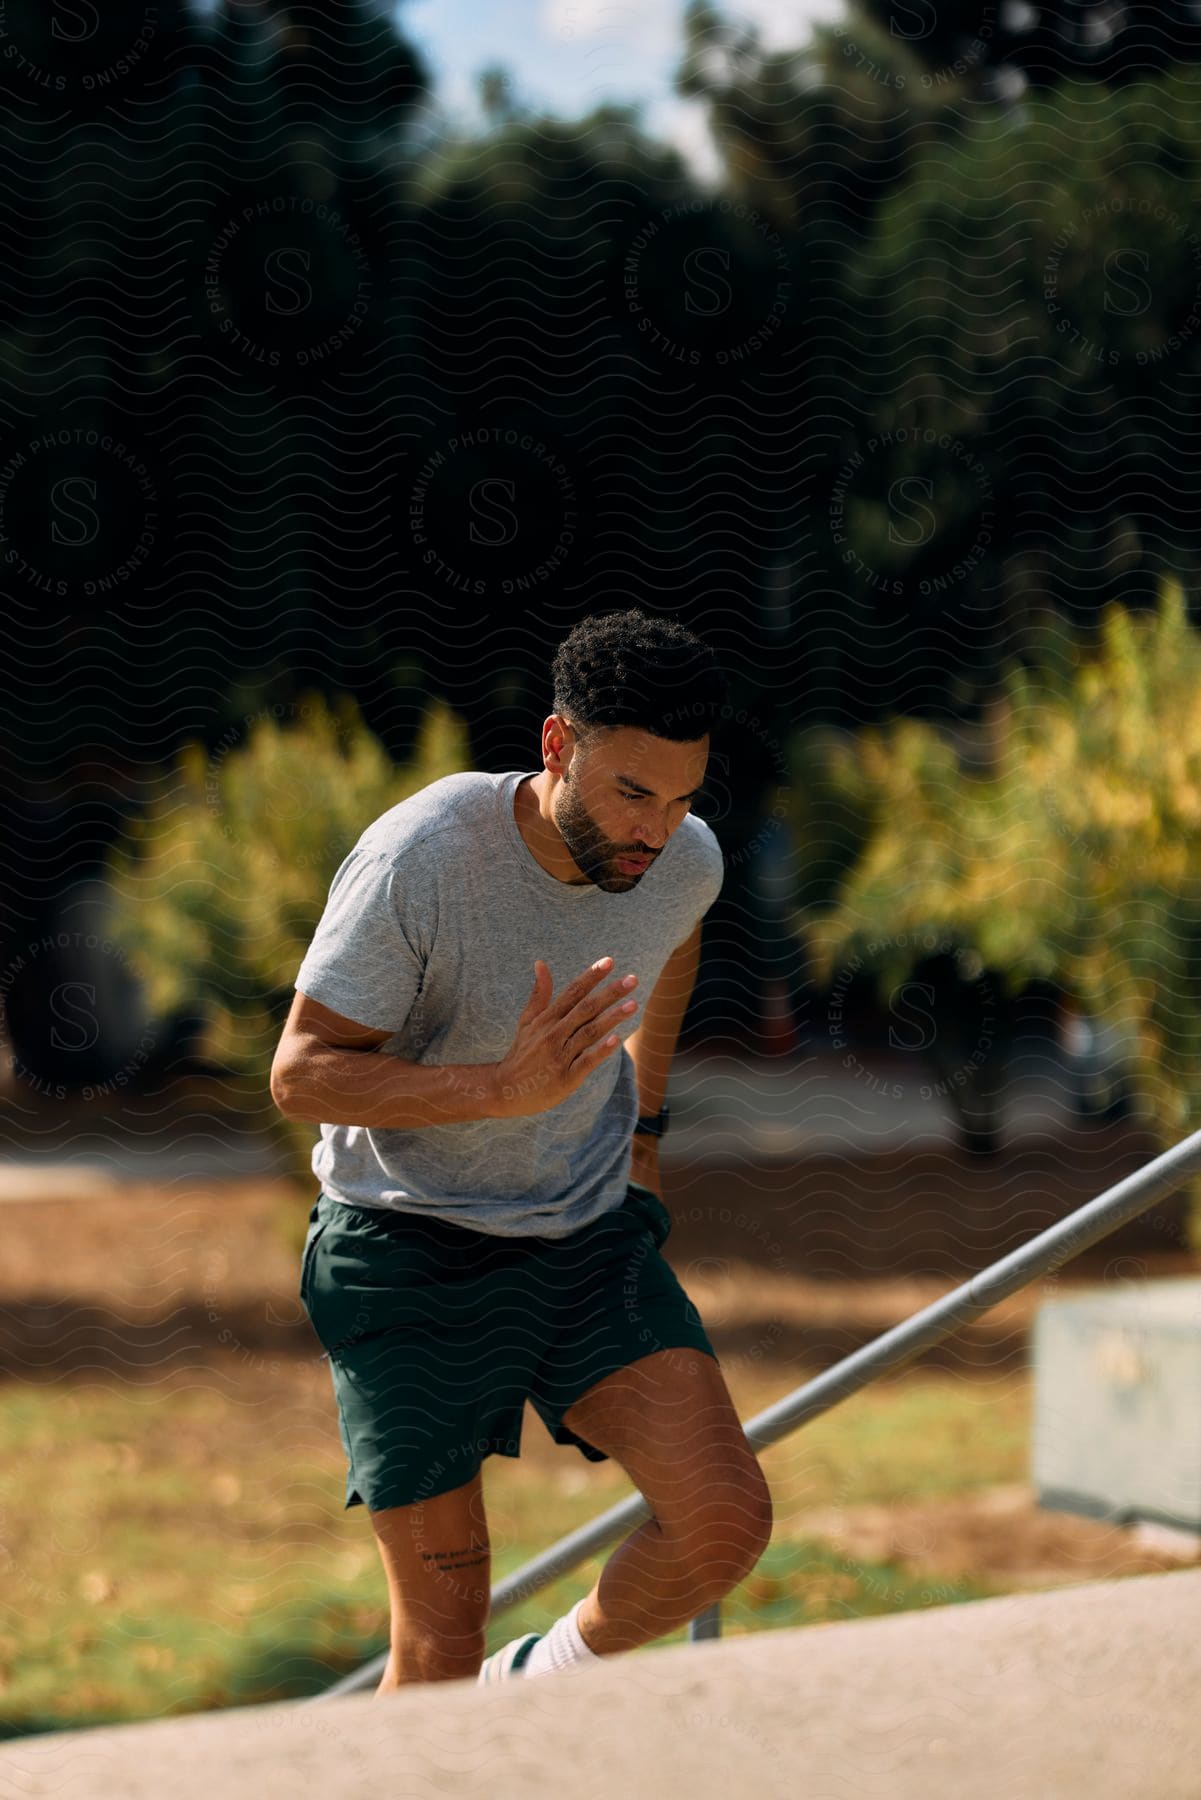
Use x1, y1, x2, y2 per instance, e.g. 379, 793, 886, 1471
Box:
795, 579, 1201, 1246
105, 692, 470, 1183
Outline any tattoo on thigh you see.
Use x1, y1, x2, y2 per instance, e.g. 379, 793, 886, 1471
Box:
421, 1543, 489, 1575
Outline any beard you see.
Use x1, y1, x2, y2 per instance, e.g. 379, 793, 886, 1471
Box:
554, 767, 651, 890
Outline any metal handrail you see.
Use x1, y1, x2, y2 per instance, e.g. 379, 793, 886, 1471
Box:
311, 1123, 1201, 1700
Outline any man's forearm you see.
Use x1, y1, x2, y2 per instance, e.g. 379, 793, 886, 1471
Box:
623, 924, 703, 1116
273, 1044, 499, 1128
623, 1033, 671, 1118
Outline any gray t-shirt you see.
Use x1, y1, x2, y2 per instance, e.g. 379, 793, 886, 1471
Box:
292, 768, 723, 1237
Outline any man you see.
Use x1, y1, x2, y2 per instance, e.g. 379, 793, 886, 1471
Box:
270, 607, 773, 1690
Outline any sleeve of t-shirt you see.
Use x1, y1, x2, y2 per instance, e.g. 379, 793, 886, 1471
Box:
293, 848, 426, 1035
691, 823, 725, 934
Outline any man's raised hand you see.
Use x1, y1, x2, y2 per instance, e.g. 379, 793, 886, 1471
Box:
490, 956, 638, 1119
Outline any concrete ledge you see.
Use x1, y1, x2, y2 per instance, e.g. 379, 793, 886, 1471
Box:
3, 1568, 1199, 1799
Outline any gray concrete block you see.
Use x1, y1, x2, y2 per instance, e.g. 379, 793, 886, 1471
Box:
1, 1567, 1199, 1799
1032, 1278, 1201, 1531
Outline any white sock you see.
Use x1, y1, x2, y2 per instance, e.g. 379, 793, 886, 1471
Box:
521, 1597, 603, 1678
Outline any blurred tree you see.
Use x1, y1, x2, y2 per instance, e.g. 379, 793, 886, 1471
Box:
394, 100, 788, 769
0, 0, 191, 121
0, 0, 431, 764
676, 1, 1001, 728
676, 7, 1201, 725
834, 66, 1201, 656
204, 0, 427, 133
678, 1, 963, 235
797, 577, 1201, 1239
854, 0, 1201, 93
102, 692, 471, 1182
478, 63, 521, 126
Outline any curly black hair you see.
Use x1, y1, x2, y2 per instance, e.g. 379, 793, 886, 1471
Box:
550, 608, 729, 754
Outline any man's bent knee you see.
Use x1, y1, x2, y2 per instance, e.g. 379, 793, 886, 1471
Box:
662, 1467, 774, 1599
691, 1517, 771, 1597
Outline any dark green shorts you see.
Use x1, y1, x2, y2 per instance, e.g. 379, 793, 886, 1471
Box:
298, 1181, 718, 1513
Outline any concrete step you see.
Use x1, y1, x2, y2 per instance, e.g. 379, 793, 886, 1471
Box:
2, 1567, 1197, 1798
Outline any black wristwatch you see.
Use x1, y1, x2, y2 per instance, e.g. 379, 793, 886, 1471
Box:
634, 1105, 670, 1138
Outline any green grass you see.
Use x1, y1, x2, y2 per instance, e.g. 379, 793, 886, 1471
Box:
0, 1368, 1030, 1738
765, 1369, 1031, 1506
484, 1535, 1002, 1662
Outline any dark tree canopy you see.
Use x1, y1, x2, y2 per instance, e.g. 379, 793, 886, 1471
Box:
853, 0, 1201, 92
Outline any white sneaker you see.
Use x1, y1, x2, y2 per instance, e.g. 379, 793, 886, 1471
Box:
476, 1632, 542, 1685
